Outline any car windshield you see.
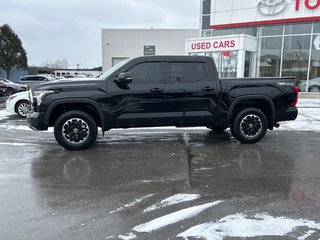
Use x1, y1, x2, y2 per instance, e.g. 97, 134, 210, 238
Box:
98, 58, 131, 80
44, 74, 58, 81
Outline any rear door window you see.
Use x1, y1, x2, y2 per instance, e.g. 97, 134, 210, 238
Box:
168, 62, 206, 83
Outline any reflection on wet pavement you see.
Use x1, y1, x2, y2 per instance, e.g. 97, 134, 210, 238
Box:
1, 125, 320, 239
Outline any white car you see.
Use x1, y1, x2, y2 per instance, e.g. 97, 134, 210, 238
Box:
298, 77, 320, 92
6, 91, 31, 117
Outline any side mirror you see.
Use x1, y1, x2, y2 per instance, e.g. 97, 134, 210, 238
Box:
116, 72, 133, 85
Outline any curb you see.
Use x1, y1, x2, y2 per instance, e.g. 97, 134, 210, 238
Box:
299, 93, 320, 99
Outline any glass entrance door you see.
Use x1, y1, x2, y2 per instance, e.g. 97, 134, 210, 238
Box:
244, 51, 254, 78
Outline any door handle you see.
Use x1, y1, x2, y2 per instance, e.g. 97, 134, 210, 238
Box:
202, 86, 215, 92
151, 88, 164, 93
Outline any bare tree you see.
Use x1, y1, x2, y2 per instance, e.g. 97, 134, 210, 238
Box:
42, 58, 69, 69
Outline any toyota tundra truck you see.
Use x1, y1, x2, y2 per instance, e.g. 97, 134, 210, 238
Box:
27, 56, 298, 150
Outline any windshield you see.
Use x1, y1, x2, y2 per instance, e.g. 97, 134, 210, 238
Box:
98, 58, 131, 80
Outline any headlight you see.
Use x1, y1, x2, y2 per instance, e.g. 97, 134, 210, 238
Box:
32, 90, 55, 106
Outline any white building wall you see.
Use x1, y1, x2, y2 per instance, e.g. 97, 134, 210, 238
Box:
101, 29, 199, 71
210, 0, 320, 28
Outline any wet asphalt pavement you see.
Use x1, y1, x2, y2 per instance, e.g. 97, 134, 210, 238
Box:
0, 104, 320, 239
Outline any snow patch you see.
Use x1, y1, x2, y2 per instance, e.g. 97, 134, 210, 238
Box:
118, 233, 137, 240
177, 213, 320, 240
143, 194, 201, 213
298, 230, 316, 240
0, 142, 38, 146
0, 110, 12, 121
297, 99, 320, 108
109, 194, 154, 214
133, 200, 223, 233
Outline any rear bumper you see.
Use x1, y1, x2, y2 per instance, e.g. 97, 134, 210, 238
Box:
275, 106, 298, 122
27, 112, 49, 131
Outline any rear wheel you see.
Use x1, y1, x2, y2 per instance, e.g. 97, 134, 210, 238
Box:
231, 108, 267, 144
16, 100, 31, 118
54, 110, 98, 150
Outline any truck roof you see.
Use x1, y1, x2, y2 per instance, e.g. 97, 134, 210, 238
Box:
132, 55, 212, 62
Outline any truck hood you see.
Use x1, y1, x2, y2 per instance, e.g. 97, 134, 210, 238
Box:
32, 78, 103, 91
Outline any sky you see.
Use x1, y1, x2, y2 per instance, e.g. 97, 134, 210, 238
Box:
0, 0, 200, 69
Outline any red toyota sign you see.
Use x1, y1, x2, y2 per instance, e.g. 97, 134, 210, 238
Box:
296, 0, 320, 10
211, 0, 320, 29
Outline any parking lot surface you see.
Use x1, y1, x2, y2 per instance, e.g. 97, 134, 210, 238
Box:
0, 102, 320, 239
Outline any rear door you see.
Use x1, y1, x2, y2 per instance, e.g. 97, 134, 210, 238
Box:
164, 58, 220, 125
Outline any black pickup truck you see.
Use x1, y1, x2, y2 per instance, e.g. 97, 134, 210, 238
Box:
28, 56, 298, 150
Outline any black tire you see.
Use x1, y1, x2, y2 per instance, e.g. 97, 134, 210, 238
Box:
308, 85, 320, 93
54, 110, 98, 150
15, 100, 31, 118
231, 108, 267, 144
5, 88, 15, 95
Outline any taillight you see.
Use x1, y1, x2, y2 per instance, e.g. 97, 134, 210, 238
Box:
290, 86, 299, 107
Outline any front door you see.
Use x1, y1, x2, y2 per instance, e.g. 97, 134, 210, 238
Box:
106, 60, 166, 127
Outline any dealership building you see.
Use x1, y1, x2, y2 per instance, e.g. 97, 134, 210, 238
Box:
101, 1, 320, 92
101, 29, 198, 71
186, 0, 320, 92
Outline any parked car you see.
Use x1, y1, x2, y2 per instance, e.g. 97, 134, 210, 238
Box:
0, 78, 27, 95
19, 74, 56, 89
6, 91, 31, 117
298, 77, 320, 92
0, 82, 7, 97
28, 56, 298, 150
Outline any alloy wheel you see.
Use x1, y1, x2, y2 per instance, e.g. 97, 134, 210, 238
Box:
240, 114, 262, 138
62, 118, 90, 144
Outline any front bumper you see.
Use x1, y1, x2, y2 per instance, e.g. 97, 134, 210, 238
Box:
5, 98, 15, 113
27, 112, 49, 131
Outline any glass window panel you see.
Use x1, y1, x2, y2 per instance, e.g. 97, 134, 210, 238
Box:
144, 45, 155, 56
213, 29, 234, 36
128, 62, 161, 84
201, 30, 212, 37
314, 22, 320, 34
257, 37, 282, 77
221, 51, 238, 78
169, 62, 206, 83
285, 23, 312, 35
259, 25, 283, 36
305, 35, 320, 92
234, 27, 257, 36
282, 35, 311, 82
202, 0, 211, 15
202, 15, 210, 30
244, 51, 253, 78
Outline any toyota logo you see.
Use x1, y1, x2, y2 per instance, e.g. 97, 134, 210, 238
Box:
257, 0, 287, 16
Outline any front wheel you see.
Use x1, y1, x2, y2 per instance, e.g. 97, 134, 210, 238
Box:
231, 108, 267, 144
16, 100, 31, 118
54, 111, 98, 150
